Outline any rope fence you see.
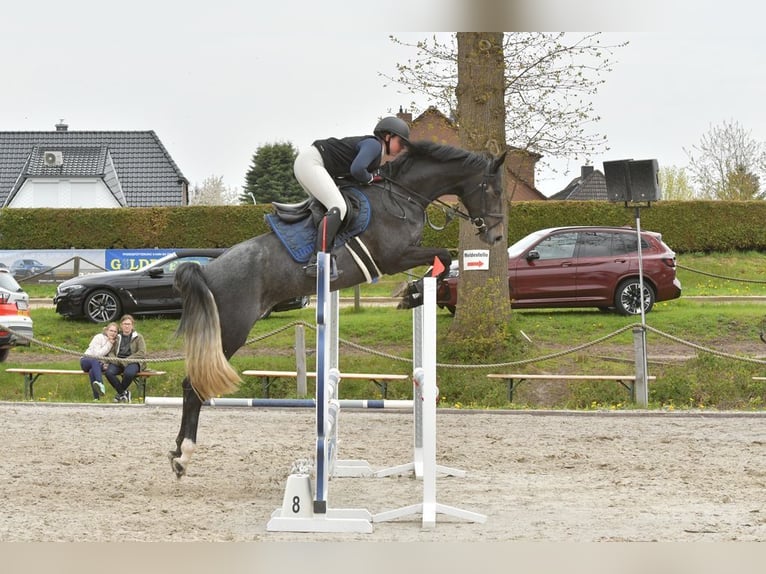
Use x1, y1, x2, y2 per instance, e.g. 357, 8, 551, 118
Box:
4, 317, 766, 372
2, 257, 765, 371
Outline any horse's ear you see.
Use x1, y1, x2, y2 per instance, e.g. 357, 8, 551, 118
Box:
491, 150, 508, 173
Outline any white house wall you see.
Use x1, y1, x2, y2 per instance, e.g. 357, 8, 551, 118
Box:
11, 179, 121, 208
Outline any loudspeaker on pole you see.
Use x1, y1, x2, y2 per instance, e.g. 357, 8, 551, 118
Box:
603, 158, 661, 202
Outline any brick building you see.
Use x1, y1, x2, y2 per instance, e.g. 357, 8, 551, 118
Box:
396, 106, 546, 201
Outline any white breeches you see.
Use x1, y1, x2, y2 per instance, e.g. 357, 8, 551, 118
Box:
293, 145, 347, 220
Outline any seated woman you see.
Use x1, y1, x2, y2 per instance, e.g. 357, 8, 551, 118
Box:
105, 314, 147, 403
80, 322, 118, 400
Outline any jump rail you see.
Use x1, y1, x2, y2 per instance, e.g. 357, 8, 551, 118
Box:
145, 396, 413, 409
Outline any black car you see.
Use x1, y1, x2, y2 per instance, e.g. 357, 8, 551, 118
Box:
54, 249, 308, 322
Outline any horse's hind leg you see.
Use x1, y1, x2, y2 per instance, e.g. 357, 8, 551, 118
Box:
168, 377, 203, 478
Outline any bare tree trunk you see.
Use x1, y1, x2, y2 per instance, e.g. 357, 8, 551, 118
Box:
447, 33, 511, 353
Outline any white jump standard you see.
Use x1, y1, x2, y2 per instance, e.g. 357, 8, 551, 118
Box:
373, 274, 487, 529
267, 252, 373, 533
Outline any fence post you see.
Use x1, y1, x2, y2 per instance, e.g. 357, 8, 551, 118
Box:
632, 326, 649, 407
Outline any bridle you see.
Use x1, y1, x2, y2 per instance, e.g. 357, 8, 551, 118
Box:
379, 169, 504, 235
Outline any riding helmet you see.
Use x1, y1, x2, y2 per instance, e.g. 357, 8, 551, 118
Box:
374, 116, 410, 143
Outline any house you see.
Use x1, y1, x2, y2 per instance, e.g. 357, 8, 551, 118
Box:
0, 122, 188, 208
548, 165, 609, 200
396, 106, 547, 201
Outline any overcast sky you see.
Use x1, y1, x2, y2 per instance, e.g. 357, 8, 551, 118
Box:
2, 2, 760, 197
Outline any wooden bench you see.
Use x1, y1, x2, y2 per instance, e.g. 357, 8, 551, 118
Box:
5, 368, 167, 401
241, 369, 409, 399
486, 373, 657, 403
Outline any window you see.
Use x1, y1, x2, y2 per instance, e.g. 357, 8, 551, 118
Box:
578, 232, 613, 257
534, 232, 578, 260
612, 233, 649, 255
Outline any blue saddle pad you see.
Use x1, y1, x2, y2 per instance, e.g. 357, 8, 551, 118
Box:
265, 187, 371, 264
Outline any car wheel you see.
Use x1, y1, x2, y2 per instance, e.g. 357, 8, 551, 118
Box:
0, 347, 9, 362
84, 289, 122, 323
614, 278, 655, 316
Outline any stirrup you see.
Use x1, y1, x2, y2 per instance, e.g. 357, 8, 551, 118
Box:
304, 255, 342, 280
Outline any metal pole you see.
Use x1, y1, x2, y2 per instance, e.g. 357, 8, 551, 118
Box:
634, 206, 649, 407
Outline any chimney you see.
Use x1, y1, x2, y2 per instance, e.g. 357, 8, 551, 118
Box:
396, 105, 412, 124
581, 165, 594, 179
55, 119, 68, 132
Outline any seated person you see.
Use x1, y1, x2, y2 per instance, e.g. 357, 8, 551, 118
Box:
80, 322, 118, 400
105, 314, 146, 403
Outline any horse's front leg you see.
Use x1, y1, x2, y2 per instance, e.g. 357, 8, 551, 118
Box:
168, 376, 203, 478
394, 246, 452, 279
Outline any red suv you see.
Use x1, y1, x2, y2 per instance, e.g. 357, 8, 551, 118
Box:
400, 226, 682, 315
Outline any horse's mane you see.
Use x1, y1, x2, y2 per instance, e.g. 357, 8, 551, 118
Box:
383, 140, 490, 178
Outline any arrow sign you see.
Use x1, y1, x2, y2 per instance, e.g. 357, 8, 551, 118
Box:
462, 249, 489, 270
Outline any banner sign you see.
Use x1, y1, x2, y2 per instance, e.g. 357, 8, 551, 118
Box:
104, 249, 174, 271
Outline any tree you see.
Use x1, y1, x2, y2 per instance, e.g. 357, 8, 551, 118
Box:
684, 119, 766, 200
723, 164, 762, 200
445, 33, 511, 355
241, 142, 306, 205
189, 175, 238, 205
658, 166, 696, 200
385, 33, 625, 174
387, 33, 622, 352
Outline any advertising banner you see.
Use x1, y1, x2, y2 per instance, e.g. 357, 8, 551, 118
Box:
104, 249, 174, 271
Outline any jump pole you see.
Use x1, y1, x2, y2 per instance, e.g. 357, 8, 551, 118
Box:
267, 252, 372, 533
373, 274, 486, 529
145, 397, 413, 409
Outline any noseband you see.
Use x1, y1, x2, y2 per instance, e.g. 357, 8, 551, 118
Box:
459, 175, 504, 235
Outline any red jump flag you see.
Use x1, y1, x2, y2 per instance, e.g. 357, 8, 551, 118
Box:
431, 256, 445, 277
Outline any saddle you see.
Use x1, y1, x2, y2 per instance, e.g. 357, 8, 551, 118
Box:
265, 186, 371, 264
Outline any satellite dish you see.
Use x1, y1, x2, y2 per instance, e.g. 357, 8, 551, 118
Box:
43, 151, 63, 167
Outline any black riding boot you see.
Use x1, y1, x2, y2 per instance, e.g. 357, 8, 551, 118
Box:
304, 207, 343, 279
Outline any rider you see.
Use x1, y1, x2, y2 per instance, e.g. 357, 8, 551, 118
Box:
294, 116, 410, 278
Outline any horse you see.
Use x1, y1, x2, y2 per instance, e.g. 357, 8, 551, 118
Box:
168, 140, 507, 478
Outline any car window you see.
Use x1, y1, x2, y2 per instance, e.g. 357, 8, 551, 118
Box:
508, 229, 549, 258
0, 271, 23, 292
159, 256, 217, 274
612, 233, 650, 255
577, 232, 613, 257
534, 232, 578, 260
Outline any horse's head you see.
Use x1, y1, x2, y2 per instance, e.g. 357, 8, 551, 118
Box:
382, 141, 506, 245
457, 150, 506, 246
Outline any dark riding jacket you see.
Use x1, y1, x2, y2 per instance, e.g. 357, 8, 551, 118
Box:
312, 135, 382, 183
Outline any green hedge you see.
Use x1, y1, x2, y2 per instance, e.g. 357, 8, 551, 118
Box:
3, 200, 766, 253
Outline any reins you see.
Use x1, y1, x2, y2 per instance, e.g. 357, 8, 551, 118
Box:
379, 169, 503, 235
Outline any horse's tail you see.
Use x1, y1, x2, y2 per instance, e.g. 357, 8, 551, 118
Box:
175, 262, 240, 400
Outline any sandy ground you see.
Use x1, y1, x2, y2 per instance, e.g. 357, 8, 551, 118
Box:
1, 401, 766, 542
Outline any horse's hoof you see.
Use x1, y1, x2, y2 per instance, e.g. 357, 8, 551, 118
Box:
168, 451, 186, 478
171, 458, 186, 478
